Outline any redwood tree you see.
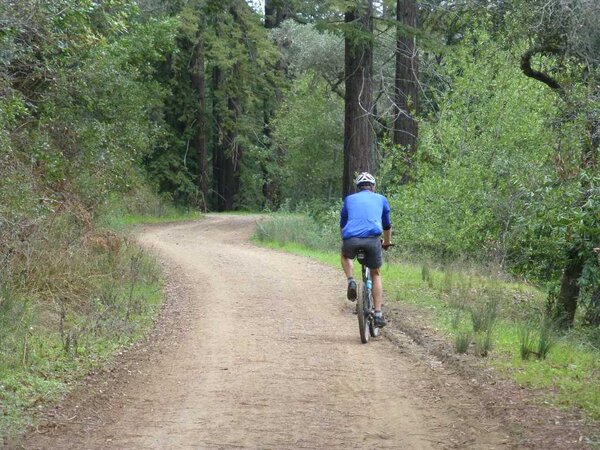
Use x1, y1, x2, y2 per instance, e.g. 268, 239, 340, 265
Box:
343, 0, 375, 198
190, 28, 209, 211
393, 0, 419, 184
265, 0, 291, 29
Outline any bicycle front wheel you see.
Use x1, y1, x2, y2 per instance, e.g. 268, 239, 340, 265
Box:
357, 284, 370, 344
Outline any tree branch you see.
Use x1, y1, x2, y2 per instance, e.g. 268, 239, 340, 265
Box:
520, 45, 564, 94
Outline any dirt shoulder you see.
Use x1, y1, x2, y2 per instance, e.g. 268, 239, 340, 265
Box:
385, 303, 598, 448
17, 215, 597, 449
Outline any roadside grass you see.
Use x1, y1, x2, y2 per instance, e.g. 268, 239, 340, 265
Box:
99, 206, 201, 231
0, 201, 199, 441
253, 214, 600, 421
0, 244, 164, 440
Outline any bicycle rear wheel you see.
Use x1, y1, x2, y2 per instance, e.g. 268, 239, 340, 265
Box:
357, 283, 370, 344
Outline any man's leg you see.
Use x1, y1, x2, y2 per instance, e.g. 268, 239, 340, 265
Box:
370, 268, 387, 327
370, 268, 382, 310
341, 253, 357, 300
341, 253, 353, 278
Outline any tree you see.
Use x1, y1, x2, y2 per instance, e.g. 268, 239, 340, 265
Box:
265, 0, 292, 28
271, 74, 343, 203
517, 0, 600, 327
206, 0, 283, 210
393, 0, 419, 184
209, 7, 241, 212
261, 0, 297, 209
343, 0, 375, 198
191, 26, 209, 211
154, 0, 282, 210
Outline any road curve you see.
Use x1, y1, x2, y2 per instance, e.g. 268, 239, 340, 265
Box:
23, 215, 511, 449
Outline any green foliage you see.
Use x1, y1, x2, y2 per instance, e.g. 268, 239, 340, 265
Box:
148, 1, 284, 208
518, 324, 536, 360
270, 20, 343, 80
469, 293, 498, 333
0, 1, 184, 439
0, 221, 164, 438
253, 2, 600, 325
386, 27, 598, 305
254, 212, 338, 253
476, 327, 494, 357
450, 308, 462, 330
518, 315, 556, 361
272, 74, 344, 204
537, 316, 556, 360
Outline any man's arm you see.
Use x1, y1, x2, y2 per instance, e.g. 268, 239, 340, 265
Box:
382, 197, 392, 246
340, 200, 348, 233
383, 228, 392, 246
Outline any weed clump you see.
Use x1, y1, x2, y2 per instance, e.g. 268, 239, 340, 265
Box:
476, 328, 494, 357
519, 315, 556, 360
470, 297, 498, 334
455, 330, 472, 354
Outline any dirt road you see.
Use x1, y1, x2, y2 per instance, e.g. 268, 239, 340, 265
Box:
23, 215, 574, 448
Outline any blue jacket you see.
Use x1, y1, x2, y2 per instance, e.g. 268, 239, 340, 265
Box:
340, 190, 391, 239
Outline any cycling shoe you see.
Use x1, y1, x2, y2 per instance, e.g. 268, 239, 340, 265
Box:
347, 280, 357, 301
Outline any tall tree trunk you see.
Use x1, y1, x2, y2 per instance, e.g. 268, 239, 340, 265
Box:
191, 31, 208, 211
265, 0, 290, 29
554, 245, 583, 327
262, 0, 290, 208
224, 94, 242, 211
212, 65, 227, 212
343, 1, 374, 198
393, 0, 418, 185
212, 66, 241, 212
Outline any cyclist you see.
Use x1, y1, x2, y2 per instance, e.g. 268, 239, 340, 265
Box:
340, 172, 392, 328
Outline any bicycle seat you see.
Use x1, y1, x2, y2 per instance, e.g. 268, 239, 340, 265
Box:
356, 248, 367, 263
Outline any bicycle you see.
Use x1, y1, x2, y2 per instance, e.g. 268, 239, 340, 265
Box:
355, 243, 393, 344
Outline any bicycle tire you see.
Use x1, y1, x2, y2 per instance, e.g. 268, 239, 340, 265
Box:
369, 316, 380, 337
365, 275, 379, 338
357, 283, 370, 344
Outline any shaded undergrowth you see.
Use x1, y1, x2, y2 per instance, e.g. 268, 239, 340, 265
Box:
0, 192, 200, 442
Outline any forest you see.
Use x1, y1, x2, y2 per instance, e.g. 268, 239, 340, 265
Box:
0, 0, 599, 440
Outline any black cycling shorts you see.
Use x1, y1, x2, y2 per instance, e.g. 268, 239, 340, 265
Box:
341, 236, 383, 269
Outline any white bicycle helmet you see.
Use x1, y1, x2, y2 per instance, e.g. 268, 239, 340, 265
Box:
355, 172, 376, 187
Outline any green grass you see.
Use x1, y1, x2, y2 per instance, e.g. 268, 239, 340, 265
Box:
0, 257, 164, 441
253, 214, 600, 421
101, 210, 202, 231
